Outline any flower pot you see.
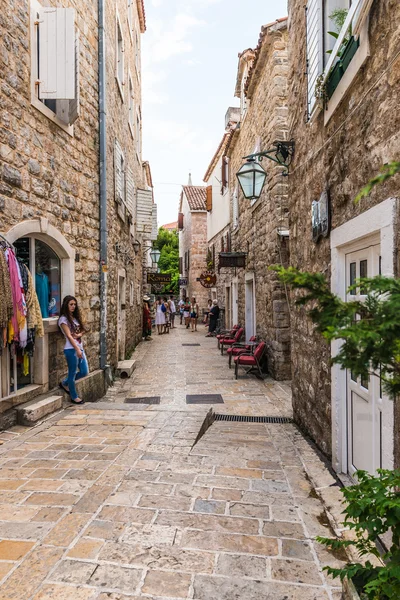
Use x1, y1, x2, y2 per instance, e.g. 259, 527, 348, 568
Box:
326, 60, 344, 99
341, 36, 360, 72
343, 578, 361, 600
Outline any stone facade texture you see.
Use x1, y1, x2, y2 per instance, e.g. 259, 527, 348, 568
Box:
179, 193, 209, 313
227, 20, 291, 380
0, 0, 146, 404
287, 0, 400, 461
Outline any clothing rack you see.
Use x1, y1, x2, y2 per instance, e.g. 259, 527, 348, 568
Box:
0, 233, 15, 251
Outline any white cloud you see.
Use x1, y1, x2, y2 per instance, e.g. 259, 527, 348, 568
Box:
144, 118, 214, 155
142, 70, 169, 104
184, 58, 201, 67
148, 13, 206, 62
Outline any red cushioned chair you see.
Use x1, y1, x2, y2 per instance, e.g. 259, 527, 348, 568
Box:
227, 336, 257, 368
217, 325, 239, 349
234, 341, 266, 379
220, 327, 244, 355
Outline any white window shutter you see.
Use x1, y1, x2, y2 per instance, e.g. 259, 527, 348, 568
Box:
232, 185, 239, 228
55, 34, 80, 125
39, 8, 75, 100
150, 204, 158, 241
306, 0, 323, 117
126, 167, 135, 215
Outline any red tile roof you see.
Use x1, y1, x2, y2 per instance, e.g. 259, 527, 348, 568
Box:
136, 0, 146, 33
161, 221, 178, 230
182, 185, 207, 211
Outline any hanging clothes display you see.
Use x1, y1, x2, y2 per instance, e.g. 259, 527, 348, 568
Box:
35, 271, 50, 318
0, 236, 44, 391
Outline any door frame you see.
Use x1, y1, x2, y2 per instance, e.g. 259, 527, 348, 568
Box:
330, 198, 397, 475
245, 272, 256, 342
117, 269, 126, 362
232, 277, 238, 327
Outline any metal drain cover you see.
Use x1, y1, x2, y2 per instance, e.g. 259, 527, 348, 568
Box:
182, 343, 201, 347
214, 414, 292, 423
125, 397, 160, 404
186, 394, 224, 404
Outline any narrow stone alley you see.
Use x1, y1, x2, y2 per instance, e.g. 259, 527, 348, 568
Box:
0, 327, 345, 599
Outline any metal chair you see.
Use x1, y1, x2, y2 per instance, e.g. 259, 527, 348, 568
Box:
234, 341, 266, 379
226, 336, 257, 368
217, 324, 239, 349
220, 327, 244, 355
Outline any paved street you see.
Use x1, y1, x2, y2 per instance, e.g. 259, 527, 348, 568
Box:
0, 326, 345, 599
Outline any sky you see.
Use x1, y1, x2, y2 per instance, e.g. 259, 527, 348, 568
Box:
141, 0, 288, 227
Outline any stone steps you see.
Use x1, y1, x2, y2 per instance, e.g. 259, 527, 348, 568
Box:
16, 394, 64, 426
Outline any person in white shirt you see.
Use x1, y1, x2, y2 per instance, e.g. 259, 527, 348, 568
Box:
169, 295, 176, 328
178, 298, 185, 325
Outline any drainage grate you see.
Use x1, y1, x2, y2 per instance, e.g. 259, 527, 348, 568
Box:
214, 414, 293, 423
186, 394, 224, 404
182, 343, 201, 347
124, 397, 161, 404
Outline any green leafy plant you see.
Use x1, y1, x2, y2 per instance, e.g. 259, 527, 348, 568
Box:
317, 470, 400, 600
206, 248, 214, 271
154, 227, 179, 295
356, 162, 400, 203
326, 8, 350, 57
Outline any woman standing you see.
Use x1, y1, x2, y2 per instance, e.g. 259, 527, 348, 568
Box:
58, 296, 88, 404
142, 296, 152, 340
206, 299, 220, 337
169, 295, 176, 328
155, 296, 166, 334
190, 297, 199, 332
183, 297, 191, 329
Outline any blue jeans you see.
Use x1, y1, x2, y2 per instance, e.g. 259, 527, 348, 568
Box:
62, 348, 89, 401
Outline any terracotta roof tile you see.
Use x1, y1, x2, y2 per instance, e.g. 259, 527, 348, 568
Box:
161, 221, 178, 230
182, 185, 207, 211
136, 0, 146, 33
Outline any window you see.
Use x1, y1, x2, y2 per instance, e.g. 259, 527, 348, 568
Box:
14, 237, 61, 318
116, 14, 124, 99
114, 139, 126, 221
128, 74, 134, 136
130, 281, 134, 306
136, 112, 141, 158
30, 1, 80, 130
232, 185, 239, 229
127, 0, 133, 39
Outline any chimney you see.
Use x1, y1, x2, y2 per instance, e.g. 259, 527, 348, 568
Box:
188, 173, 193, 186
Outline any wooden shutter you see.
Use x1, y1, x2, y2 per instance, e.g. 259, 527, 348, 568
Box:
150, 204, 158, 241
221, 236, 225, 252
226, 232, 231, 252
221, 157, 228, 189
136, 188, 153, 237
306, 0, 323, 118
55, 33, 80, 125
39, 8, 75, 100
178, 212, 184, 230
114, 140, 124, 203
206, 185, 212, 211
179, 257, 183, 274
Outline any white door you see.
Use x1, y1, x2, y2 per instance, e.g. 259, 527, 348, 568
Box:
346, 244, 381, 476
232, 282, 238, 326
225, 286, 231, 329
117, 275, 126, 361
245, 278, 255, 341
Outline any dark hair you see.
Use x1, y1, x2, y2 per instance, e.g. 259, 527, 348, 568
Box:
60, 295, 86, 332
157, 296, 161, 302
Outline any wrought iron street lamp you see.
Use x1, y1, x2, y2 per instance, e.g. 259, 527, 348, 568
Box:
236, 140, 295, 201
150, 248, 161, 265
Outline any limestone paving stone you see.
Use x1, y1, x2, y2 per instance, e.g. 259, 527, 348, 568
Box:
84, 520, 126, 541
50, 559, 97, 584
181, 530, 279, 555
229, 502, 270, 519
262, 520, 306, 539
88, 564, 142, 593
31, 584, 97, 600
67, 538, 104, 559
193, 498, 226, 514
122, 524, 178, 547
271, 558, 323, 585
142, 569, 192, 598
155, 511, 260, 534
98, 505, 155, 524
0, 540, 34, 560
216, 553, 267, 578
42, 513, 90, 547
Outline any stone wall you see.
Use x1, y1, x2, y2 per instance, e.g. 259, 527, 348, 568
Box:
287, 0, 400, 459
0, 0, 100, 385
227, 22, 291, 380
104, 0, 144, 364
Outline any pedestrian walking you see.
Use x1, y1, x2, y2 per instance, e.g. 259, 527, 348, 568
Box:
190, 297, 199, 332
183, 297, 191, 328
169, 295, 176, 328
163, 296, 171, 333
203, 298, 212, 325
58, 295, 88, 404
142, 296, 152, 340
206, 299, 220, 337
155, 296, 166, 334
178, 298, 185, 324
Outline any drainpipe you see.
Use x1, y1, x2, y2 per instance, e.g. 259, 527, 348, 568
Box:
98, 0, 108, 371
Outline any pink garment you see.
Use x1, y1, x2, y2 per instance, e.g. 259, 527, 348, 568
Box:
5, 249, 25, 341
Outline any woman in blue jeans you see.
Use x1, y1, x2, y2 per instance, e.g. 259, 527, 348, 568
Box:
58, 295, 88, 404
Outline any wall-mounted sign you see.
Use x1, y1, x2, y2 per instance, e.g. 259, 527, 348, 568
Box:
147, 272, 171, 284
218, 252, 247, 270
312, 190, 330, 242
199, 271, 217, 288
178, 278, 188, 286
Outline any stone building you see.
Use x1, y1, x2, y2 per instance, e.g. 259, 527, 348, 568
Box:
203, 108, 239, 322
0, 0, 149, 423
178, 184, 208, 311
224, 18, 291, 380
287, 0, 400, 473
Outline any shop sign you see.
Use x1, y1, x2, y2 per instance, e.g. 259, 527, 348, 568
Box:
218, 252, 247, 269
178, 278, 188, 286
312, 190, 330, 242
147, 273, 171, 284
199, 271, 217, 288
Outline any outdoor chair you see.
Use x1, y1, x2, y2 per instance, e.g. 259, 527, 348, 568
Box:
220, 327, 244, 355
217, 324, 239, 349
234, 341, 266, 379
227, 336, 257, 368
